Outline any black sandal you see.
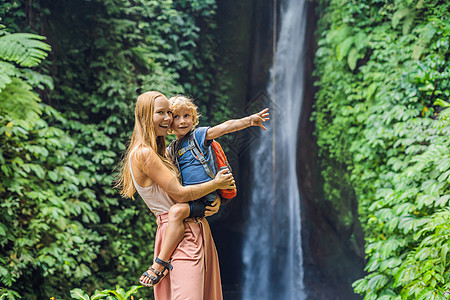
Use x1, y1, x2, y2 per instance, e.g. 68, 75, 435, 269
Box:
139, 257, 173, 287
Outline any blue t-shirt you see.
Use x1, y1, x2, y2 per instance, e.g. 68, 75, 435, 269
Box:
175, 127, 214, 185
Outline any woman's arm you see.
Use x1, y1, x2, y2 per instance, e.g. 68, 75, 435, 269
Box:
205, 108, 269, 141
135, 147, 234, 203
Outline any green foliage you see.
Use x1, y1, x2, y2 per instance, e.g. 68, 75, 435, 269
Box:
0, 24, 105, 299
0, 24, 51, 68
0, 0, 233, 298
70, 285, 142, 300
314, 0, 450, 298
0, 24, 51, 94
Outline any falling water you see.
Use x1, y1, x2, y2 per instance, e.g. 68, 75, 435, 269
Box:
242, 0, 307, 299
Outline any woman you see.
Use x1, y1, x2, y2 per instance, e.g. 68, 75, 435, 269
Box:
116, 91, 234, 300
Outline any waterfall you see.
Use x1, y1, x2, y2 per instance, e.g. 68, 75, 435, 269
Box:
242, 0, 307, 299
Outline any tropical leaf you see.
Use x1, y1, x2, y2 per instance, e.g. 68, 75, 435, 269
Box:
0, 78, 41, 125
123, 285, 142, 298
0, 61, 17, 93
392, 8, 412, 29
412, 23, 437, 59
434, 99, 450, 108
70, 289, 90, 300
90, 290, 109, 300
0, 30, 51, 67
347, 47, 359, 71
402, 14, 415, 35
336, 36, 354, 61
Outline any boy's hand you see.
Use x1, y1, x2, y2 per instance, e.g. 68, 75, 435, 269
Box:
214, 168, 235, 189
249, 108, 270, 130
206, 108, 270, 140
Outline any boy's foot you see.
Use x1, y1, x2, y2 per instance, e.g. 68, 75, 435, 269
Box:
139, 257, 173, 287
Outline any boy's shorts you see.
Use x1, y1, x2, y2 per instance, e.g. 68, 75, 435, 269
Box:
188, 192, 218, 218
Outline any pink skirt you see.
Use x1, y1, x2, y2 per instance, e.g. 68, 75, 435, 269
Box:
153, 213, 223, 300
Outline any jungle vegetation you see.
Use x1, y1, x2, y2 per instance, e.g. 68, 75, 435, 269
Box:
0, 0, 449, 299
314, 0, 450, 299
0, 0, 233, 299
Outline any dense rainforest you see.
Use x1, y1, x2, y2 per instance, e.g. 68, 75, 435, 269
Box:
0, 0, 449, 300
313, 0, 450, 299
0, 0, 235, 299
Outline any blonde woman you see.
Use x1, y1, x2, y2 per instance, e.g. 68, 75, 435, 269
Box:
117, 91, 234, 299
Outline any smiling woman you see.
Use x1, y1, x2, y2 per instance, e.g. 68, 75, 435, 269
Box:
153, 97, 172, 137
116, 91, 235, 299
0, 0, 233, 297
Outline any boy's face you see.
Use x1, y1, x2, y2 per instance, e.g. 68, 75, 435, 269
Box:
172, 107, 194, 138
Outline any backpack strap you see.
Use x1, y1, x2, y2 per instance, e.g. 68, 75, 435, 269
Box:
177, 144, 195, 157
168, 131, 192, 161
167, 139, 177, 162
188, 131, 215, 179
167, 139, 183, 181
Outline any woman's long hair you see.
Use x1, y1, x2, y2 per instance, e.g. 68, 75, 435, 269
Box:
116, 91, 177, 198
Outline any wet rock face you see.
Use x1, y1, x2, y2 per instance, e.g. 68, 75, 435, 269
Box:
297, 3, 365, 298
211, 1, 365, 299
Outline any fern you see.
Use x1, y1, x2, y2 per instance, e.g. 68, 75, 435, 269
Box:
0, 25, 51, 126
392, 7, 412, 29
412, 23, 437, 59
0, 61, 17, 93
0, 78, 41, 126
0, 25, 51, 67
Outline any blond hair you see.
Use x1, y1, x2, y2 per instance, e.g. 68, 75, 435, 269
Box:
168, 95, 200, 127
116, 91, 177, 198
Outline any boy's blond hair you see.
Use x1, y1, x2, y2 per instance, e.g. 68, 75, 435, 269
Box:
168, 95, 200, 127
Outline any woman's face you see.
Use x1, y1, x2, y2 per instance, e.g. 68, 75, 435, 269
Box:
153, 96, 172, 136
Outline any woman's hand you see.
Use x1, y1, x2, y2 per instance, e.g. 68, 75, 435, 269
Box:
204, 196, 221, 217
214, 168, 235, 190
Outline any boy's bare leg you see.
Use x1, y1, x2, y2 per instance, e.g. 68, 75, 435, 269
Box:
140, 203, 190, 284
158, 203, 190, 261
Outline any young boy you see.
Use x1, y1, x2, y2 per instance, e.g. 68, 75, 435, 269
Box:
140, 95, 269, 286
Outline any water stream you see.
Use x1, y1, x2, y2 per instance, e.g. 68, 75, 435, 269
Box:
242, 0, 307, 299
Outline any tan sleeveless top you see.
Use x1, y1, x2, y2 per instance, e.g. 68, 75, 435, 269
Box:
129, 147, 176, 216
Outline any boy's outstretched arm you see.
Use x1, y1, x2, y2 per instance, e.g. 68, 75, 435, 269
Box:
206, 108, 269, 141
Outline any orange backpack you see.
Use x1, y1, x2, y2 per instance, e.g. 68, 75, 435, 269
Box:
208, 140, 237, 199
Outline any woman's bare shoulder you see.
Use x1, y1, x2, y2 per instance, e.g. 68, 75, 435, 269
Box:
132, 145, 160, 168
133, 144, 155, 156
